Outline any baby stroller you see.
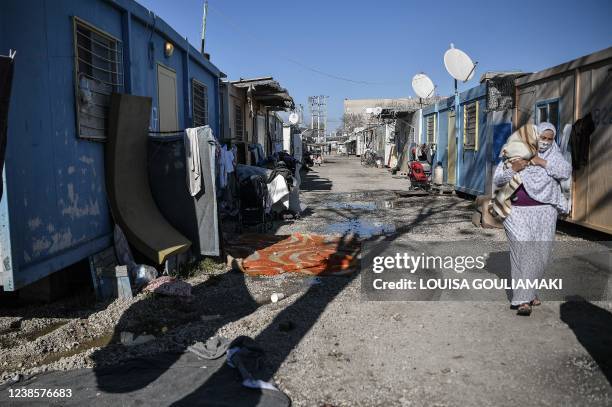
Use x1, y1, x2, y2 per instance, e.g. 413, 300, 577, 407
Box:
238, 175, 271, 232
408, 161, 431, 190
407, 146, 432, 190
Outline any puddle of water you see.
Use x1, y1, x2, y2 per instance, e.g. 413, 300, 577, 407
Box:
394, 190, 430, 198
325, 219, 396, 238
40, 333, 115, 365
24, 321, 69, 342
346, 192, 378, 199
325, 200, 395, 210
0, 320, 70, 349
393, 200, 423, 208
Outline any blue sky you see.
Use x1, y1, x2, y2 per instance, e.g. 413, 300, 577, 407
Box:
138, 0, 612, 129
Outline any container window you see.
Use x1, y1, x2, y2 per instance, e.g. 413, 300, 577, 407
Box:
538, 106, 548, 123
192, 79, 208, 127
464, 101, 478, 150
536, 99, 560, 141
426, 115, 436, 143
73, 18, 124, 141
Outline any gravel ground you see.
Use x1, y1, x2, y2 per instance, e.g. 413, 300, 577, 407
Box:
0, 155, 610, 406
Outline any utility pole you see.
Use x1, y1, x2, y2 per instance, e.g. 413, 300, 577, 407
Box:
320, 95, 328, 144
200, 1, 208, 54
308, 95, 328, 145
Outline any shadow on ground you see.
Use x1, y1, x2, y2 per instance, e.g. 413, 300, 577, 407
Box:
560, 298, 612, 386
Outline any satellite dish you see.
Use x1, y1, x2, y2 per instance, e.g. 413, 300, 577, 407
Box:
444, 43, 477, 82
365, 107, 374, 114
288, 112, 299, 125
374, 107, 382, 115
412, 73, 435, 98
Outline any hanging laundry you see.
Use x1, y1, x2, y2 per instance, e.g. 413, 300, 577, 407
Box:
219, 145, 237, 189
559, 124, 573, 212
200, 126, 221, 256
256, 143, 265, 165
569, 113, 595, 171
0, 51, 16, 200
184, 128, 202, 196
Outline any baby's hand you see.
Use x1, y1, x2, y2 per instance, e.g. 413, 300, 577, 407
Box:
510, 159, 528, 172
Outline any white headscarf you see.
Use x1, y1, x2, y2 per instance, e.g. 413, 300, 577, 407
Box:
537, 121, 556, 138
537, 122, 556, 152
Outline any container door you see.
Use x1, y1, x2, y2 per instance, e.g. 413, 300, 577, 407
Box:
157, 64, 178, 132
447, 112, 457, 185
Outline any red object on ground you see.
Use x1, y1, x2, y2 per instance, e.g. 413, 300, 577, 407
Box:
227, 233, 360, 276
409, 161, 428, 183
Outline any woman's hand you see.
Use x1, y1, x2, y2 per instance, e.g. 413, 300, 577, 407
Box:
530, 156, 547, 168
510, 159, 529, 172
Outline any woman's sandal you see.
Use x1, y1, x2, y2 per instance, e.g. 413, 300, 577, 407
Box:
517, 303, 532, 316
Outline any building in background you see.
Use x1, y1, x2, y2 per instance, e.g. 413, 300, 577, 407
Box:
230, 77, 294, 159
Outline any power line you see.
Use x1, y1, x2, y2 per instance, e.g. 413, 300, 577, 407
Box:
207, 3, 405, 86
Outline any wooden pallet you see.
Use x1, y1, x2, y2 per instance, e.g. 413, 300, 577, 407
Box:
430, 184, 455, 195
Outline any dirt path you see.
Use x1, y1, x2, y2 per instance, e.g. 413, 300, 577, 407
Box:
1, 155, 610, 406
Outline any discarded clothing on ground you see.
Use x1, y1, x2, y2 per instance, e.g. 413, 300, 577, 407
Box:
144, 276, 192, 297
226, 233, 360, 276
187, 336, 231, 360
188, 336, 281, 392
0, 336, 290, 407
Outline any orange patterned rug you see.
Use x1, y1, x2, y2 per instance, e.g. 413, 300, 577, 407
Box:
226, 233, 360, 276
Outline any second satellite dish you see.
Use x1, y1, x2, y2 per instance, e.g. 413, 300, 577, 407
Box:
444, 43, 477, 82
288, 112, 299, 125
411, 73, 435, 98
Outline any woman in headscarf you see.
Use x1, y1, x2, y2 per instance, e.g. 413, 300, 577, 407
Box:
493, 122, 572, 316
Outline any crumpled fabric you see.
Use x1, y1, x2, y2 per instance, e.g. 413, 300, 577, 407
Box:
266, 175, 290, 213
187, 336, 281, 392
187, 336, 231, 360
226, 336, 279, 392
